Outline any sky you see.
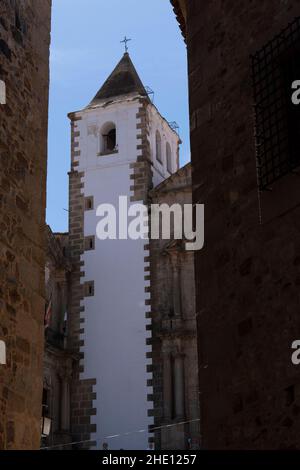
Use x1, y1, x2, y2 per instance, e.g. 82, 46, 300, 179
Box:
47, 0, 190, 232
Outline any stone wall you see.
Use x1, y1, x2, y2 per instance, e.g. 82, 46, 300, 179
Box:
0, 0, 51, 449
181, 0, 300, 449
67, 115, 97, 449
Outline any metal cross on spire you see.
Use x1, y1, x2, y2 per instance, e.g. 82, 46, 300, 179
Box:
121, 36, 132, 53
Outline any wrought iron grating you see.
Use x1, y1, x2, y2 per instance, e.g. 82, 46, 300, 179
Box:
251, 17, 300, 190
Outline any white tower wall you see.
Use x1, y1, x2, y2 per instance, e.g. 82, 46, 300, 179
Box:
68, 54, 180, 450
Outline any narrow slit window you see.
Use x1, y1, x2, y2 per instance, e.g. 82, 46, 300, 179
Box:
85, 196, 94, 211
166, 142, 172, 173
156, 130, 162, 163
85, 236, 95, 251
84, 281, 94, 297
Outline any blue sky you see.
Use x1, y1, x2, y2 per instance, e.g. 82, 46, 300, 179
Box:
47, 0, 190, 232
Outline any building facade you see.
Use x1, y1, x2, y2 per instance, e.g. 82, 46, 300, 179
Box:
42, 228, 78, 450
171, 0, 300, 449
0, 0, 51, 450
150, 163, 200, 450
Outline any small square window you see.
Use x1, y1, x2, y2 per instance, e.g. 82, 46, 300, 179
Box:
85, 196, 94, 211
85, 236, 95, 251
84, 281, 94, 297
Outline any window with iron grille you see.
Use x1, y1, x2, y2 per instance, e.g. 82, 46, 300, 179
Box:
251, 17, 300, 190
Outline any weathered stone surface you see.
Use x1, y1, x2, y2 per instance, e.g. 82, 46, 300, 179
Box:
67, 116, 97, 449
0, 0, 51, 450
175, 0, 300, 450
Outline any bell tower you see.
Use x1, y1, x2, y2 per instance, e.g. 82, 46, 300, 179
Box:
68, 52, 180, 449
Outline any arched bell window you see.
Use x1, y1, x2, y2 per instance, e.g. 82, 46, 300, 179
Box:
100, 122, 117, 155
156, 130, 162, 163
166, 142, 172, 173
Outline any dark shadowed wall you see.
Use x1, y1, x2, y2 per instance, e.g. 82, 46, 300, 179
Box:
0, 0, 51, 449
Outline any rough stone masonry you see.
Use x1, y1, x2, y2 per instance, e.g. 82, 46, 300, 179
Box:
0, 0, 51, 449
171, 0, 300, 449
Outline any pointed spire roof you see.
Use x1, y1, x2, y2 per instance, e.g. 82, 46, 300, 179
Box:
89, 53, 148, 105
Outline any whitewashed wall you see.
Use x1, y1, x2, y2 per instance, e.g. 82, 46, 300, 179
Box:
71, 97, 179, 449
74, 99, 152, 450
147, 105, 180, 187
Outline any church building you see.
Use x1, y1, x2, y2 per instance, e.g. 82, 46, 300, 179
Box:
43, 52, 199, 450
